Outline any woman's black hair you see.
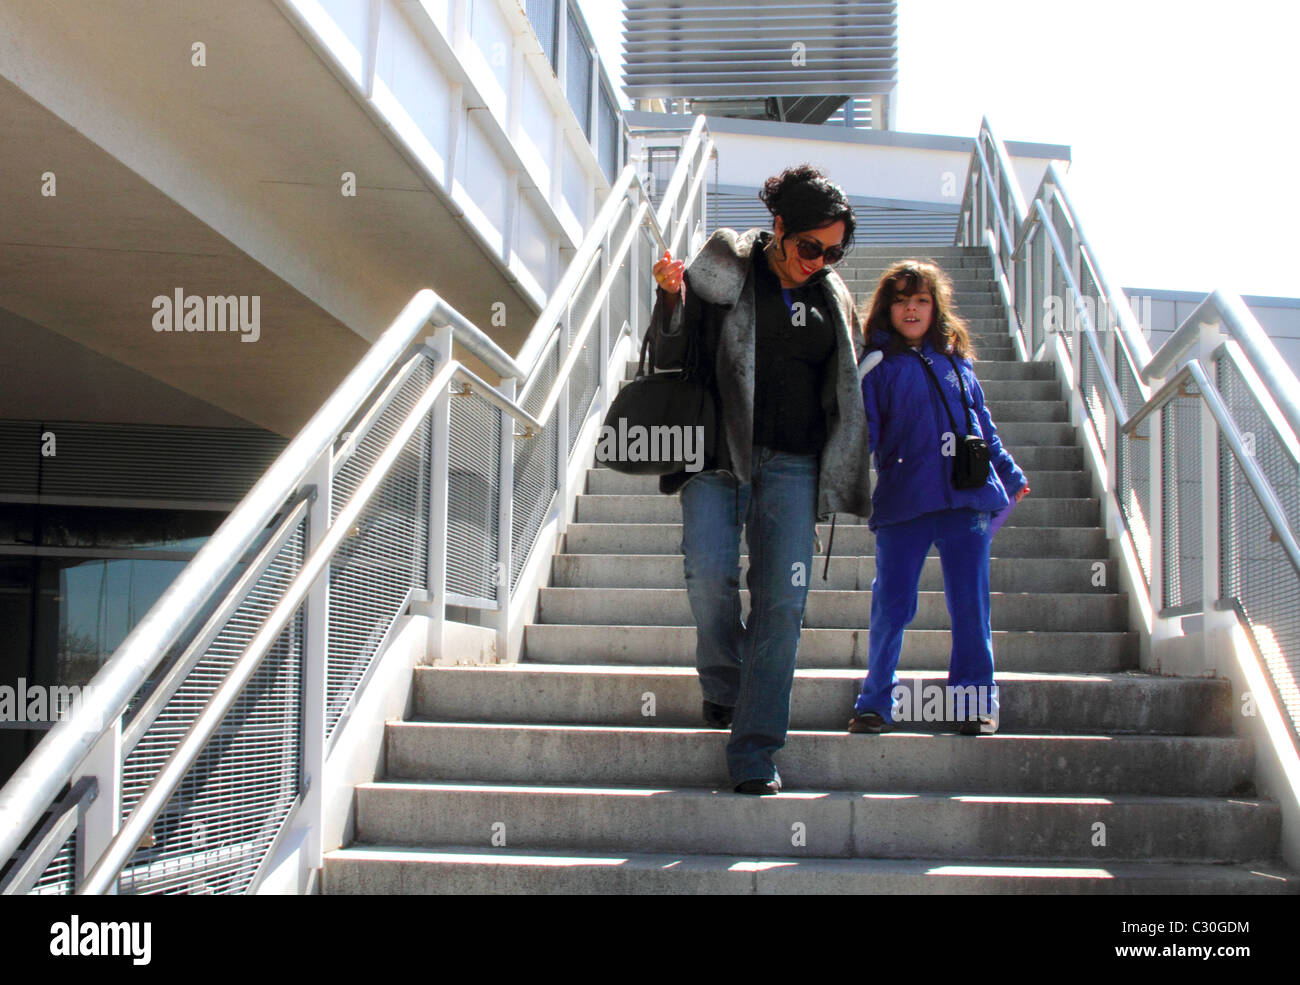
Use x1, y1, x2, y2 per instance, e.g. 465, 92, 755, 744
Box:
758, 164, 856, 253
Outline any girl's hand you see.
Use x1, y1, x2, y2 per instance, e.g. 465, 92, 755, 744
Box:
1014, 484, 1031, 503
653, 250, 685, 294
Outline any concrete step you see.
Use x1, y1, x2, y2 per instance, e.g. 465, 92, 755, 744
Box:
413, 666, 1230, 735
563, 522, 1109, 558
524, 625, 1139, 672
352, 782, 1277, 863
980, 399, 1068, 421
384, 722, 1254, 796
324, 846, 1299, 895
588, 467, 1091, 498
536, 587, 1129, 631
572, 494, 1098, 528
552, 553, 1117, 594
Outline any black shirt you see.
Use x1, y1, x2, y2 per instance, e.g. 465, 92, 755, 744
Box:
751, 244, 836, 454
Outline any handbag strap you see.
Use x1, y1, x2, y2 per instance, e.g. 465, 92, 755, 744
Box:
909, 348, 972, 436
641, 287, 711, 384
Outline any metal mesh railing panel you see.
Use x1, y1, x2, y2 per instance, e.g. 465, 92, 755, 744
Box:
326, 359, 433, 735
1162, 391, 1203, 610
1116, 348, 1152, 580
1218, 356, 1300, 736
326, 426, 429, 735
1030, 230, 1046, 355
598, 88, 619, 181
609, 243, 632, 350
24, 833, 76, 895
511, 343, 560, 590
1079, 334, 1109, 456
567, 261, 603, 453
525, 0, 557, 68
565, 6, 591, 136
447, 385, 502, 603
635, 224, 656, 345
116, 520, 306, 895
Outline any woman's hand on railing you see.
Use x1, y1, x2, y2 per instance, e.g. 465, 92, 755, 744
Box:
653, 250, 684, 295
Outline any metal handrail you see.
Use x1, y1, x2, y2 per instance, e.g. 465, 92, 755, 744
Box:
0, 114, 712, 892
959, 116, 1300, 759
653, 116, 709, 233
1032, 200, 1128, 418
0, 290, 442, 871
79, 357, 459, 894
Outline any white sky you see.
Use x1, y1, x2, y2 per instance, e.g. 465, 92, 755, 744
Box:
576, 0, 1300, 299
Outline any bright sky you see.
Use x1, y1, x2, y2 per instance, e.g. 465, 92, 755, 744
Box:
576, 0, 1300, 300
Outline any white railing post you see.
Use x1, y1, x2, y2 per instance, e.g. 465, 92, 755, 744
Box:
494, 378, 516, 662
1149, 402, 1168, 632
1198, 325, 1231, 639
78, 720, 121, 894
425, 325, 453, 661
556, 308, 571, 537
300, 446, 332, 872
599, 220, 612, 403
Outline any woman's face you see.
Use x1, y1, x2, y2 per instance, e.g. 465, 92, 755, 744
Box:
770, 217, 846, 288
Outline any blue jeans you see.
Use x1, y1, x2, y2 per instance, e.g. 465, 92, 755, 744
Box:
854, 508, 998, 723
680, 447, 818, 784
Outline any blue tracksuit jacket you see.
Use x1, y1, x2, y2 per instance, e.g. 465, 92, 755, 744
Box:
862, 330, 1026, 531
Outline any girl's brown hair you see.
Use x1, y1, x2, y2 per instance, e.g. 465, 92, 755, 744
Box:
858, 259, 976, 360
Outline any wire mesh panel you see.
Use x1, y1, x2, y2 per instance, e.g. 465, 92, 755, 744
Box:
1030, 229, 1046, 355
23, 832, 76, 895
608, 241, 632, 349
567, 261, 603, 453
1162, 393, 1203, 610
635, 224, 656, 342
327, 360, 433, 736
1050, 252, 1071, 360
512, 343, 560, 590
1116, 351, 1153, 580
1079, 337, 1109, 456
525, 0, 558, 68
598, 88, 619, 182
447, 386, 502, 603
117, 520, 306, 894
565, 4, 591, 136
1218, 356, 1300, 737
645, 147, 680, 210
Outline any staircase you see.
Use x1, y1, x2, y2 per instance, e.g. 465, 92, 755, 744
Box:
323, 246, 1298, 894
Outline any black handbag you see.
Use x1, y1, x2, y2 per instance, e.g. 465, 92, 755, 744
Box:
596, 324, 717, 475
914, 350, 990, 490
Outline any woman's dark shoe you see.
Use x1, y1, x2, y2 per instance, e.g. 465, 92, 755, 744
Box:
847, 711, 890, 733
702, 700, 734, 729
734, 778, 781, 795
955, 716, 996, 735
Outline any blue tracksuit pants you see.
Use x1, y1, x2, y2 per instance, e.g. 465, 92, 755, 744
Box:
854, 508, 998, 722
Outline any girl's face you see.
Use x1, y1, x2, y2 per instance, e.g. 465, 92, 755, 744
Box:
890, 282, 933, 345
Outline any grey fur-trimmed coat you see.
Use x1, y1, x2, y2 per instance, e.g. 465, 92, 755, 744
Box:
649, 227, 873, 521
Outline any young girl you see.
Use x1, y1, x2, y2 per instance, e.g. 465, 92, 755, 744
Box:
848, 260, 1030, 735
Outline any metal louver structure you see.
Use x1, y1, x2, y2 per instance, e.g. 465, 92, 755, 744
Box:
623, 0, 898, 128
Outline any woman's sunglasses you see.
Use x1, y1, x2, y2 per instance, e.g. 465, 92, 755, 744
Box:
791, 236, 846, 266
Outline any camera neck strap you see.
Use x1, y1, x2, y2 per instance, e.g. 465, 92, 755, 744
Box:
912, 349, 973, 438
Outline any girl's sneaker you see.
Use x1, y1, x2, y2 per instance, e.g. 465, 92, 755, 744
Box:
847, 711, 890, 734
